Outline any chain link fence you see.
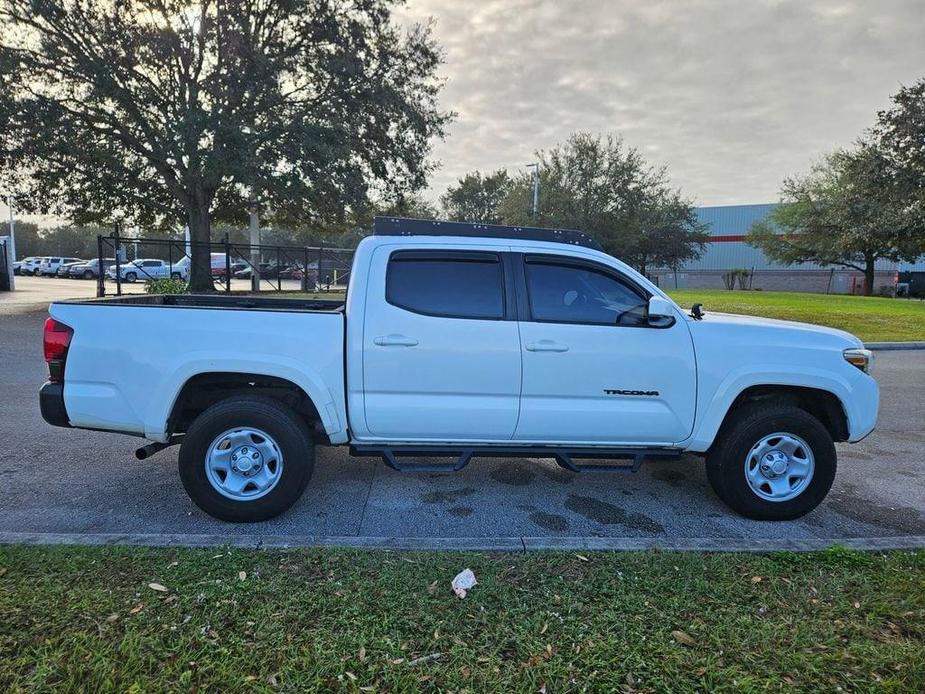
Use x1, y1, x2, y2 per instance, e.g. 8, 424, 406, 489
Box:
96, 231, 355, 297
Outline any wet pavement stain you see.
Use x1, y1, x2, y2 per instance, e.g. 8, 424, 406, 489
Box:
826, 484, 925, 535
565, 494, 665, 533
839, 450, 874, 461
448, 506, 473, 517
537, 465, 574, 484
490, 462, 536, 486
529, 511, 569, 531
650, 469, 688, 487
420, 487, 476, 504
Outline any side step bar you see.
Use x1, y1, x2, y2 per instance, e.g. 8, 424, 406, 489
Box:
349, 444, 682, 474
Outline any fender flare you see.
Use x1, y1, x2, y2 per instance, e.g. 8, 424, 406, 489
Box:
143, 352, 343, 442
680, 366, 854, 452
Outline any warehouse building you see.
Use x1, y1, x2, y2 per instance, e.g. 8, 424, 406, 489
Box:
649, 203, 925, 294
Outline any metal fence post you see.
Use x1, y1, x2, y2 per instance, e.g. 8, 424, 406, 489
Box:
96, 234, 105, 297
223, 233, 231, 293
113, 224, 122, 297
317, 241, 324, 293
302, 247, 309, 292
276, 246, 281, 291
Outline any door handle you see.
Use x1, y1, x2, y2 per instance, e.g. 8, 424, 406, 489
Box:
374, 334, 419, 347
526, 340, 569, 353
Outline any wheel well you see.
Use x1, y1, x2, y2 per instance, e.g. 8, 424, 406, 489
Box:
168, 373, 324, 440
723, 385, 849, 442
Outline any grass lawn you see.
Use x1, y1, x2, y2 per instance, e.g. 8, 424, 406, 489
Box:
668, 289, 925, 342
1, 546, 923, 692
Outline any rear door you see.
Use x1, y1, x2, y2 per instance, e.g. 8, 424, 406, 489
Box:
513, 253, 696, 445
361, 246, 522, 441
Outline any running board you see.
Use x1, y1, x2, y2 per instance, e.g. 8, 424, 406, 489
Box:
349, 444, 682, 474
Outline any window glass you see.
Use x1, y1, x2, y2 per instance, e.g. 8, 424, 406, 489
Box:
525, 260, 647, 325
387, 252, 504, 319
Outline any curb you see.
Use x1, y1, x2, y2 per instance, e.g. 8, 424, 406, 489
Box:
1, 532, 924, 553
865, 341, 925, 351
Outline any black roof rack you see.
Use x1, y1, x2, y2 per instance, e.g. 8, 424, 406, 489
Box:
373, 216, 603, 251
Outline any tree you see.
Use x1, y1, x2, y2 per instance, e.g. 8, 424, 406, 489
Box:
497, 133, 707, 274
0, 0, 451, 290
875, 77, 925, 244
440, 169, 511, 223
748, 143, 916, 295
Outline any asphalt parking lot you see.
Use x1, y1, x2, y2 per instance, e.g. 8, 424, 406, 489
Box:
1, 304, 924, 549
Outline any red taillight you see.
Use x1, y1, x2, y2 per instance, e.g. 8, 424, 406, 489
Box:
43, 317, 73, 383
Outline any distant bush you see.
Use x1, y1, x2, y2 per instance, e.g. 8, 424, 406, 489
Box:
144, 278, 188, 294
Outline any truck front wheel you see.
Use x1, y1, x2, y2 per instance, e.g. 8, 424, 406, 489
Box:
706, 403, 836, 520
178, 396, 315, 522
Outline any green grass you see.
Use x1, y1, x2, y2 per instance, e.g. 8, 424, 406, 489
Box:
668, 289, 925, 342
1, 546, 923, 692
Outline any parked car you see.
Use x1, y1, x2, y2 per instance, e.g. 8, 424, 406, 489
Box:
13, 256, 40, 275
233, 262, 273, 280
171, 255, 244, 280
21, 257, 50, 276
69, 258, 117, 279
37, 257, 83, 276
106, 258, 187, 283
40, 217, 879, 523
56, 261, 86, 277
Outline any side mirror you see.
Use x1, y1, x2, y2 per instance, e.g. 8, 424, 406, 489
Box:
647, 295, 676, 327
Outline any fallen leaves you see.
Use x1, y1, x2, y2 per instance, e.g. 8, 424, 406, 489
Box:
671, 630, 696, 647
148, 582, 169, 593
751, 576, 763, 584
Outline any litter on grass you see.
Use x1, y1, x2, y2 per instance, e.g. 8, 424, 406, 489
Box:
451, 568, 477, 598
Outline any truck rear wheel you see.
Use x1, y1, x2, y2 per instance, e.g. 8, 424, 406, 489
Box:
706, 403, 836, 520
178, 396, 314, 522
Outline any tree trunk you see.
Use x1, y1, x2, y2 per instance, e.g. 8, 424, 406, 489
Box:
187, 200, 214, 293
863, 256, 875, 296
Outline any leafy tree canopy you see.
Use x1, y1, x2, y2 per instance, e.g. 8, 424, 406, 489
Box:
875, 77, 925, 235
440, 169, 511, 224
496, 133, 708, 274
747, 142, 918, 294
0, 0, 452, 289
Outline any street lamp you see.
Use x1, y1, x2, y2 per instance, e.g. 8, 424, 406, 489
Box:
525, 163, 540, 219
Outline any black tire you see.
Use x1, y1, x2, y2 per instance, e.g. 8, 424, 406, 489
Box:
83, 270, 94, 279
705, 403, 836, 520
125, 271, 137, 282
178, 396, 315, 522
171, 272, 182, 280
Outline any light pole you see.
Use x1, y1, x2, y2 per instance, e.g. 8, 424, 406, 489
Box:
525, 163, 540, 219
6, 198, 16, 291
248, 198, 260, 292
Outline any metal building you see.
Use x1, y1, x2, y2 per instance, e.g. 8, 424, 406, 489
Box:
649, 203, 925, 294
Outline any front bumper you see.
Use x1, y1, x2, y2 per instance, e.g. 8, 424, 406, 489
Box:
40, 382, 71, 428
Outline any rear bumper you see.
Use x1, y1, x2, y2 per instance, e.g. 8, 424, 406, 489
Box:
40, 382, 71, 428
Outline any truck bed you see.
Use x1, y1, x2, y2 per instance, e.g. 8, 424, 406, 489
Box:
59, 293, 345, 312
49, 295, 348, 443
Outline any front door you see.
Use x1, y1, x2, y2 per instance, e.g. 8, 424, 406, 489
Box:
361, 246, 522, 441
513, 253, 696, 445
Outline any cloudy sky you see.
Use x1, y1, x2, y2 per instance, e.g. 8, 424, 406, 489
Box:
3, 0, 924, 229
397, 0, 925, 206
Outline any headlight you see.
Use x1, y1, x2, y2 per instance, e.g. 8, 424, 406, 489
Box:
844, 348, 873, 374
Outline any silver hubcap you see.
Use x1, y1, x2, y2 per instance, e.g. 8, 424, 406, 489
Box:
205, 427, 283, 501
744, 432, 815, 502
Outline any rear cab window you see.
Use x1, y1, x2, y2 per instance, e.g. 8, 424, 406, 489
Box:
386, 250, 505, 320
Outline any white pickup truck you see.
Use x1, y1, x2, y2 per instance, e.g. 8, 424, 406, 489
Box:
40, 217, 879, 523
